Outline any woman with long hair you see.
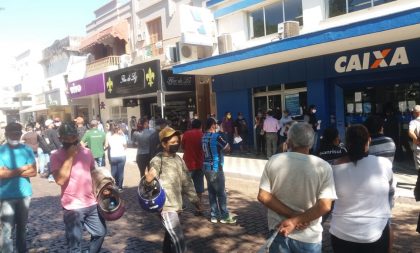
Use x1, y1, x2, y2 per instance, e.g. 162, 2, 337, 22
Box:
330, 124, 393, 253
106, 124, 127, 192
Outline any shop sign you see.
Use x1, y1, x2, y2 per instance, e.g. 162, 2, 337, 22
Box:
45, 89, 61, 106
162, 69, 195, 92
334, 47, 409, 73
105, 60, 161, 98
179, 4, 215, 47
67, 74, 105, 99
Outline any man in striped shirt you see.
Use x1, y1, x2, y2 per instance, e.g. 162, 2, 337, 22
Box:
364, 115, 396, 163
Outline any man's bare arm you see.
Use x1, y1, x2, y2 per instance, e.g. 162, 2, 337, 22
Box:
20, 164, 37, 177
278, 198, 332, 236
257, 188, 296, 218
0, 166, 23, 179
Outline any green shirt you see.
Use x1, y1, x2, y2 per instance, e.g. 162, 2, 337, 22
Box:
81, 129, 106, 158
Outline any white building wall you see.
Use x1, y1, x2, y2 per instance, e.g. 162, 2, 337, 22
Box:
211, 0, 420, 54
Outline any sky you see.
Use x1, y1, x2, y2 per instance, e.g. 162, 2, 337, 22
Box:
0, 0, 109, 86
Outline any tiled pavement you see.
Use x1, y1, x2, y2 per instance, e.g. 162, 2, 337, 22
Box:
20, 149, 420, 252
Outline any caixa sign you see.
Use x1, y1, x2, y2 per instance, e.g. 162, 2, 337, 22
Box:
334, 47, 409, 73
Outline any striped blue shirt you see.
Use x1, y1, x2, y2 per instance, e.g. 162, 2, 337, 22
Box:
202, 132, 228, 172
369, 134, 396, 163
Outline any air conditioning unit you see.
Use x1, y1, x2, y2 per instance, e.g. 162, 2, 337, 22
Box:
277, 21, 300, 39
176, 42, 198, 63
119, 54, 132, 68
217, 33, 232, 54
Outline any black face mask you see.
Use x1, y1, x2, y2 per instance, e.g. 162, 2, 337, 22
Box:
168, 144, 180, 154
62, 140, 79, 150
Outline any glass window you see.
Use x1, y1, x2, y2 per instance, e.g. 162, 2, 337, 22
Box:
373, 0, 396, 6
348, 0, 371, 13
284, 0, 303, 25
265, 2, 284, 36
249, 1, 303, 39
327, 0, 347, 18
327, 0, 396, 18
249, 8, 265, 39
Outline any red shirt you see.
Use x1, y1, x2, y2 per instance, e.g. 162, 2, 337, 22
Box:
181, 129, 204, 171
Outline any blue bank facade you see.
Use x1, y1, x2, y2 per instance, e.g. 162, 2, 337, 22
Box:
174, 7, 420, 155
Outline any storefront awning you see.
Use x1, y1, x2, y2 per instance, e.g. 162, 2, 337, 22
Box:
173, 7, 420, 76
80, 20, 129, 51
19, 104, 48, 114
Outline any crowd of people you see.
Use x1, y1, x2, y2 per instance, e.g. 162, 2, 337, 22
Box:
0, 105, 419, 253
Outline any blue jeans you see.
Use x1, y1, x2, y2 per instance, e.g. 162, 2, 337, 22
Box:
190, 169, 204, 194
37, 148, 50, 174
269, 232, 321, 253
0, 197, 31, 253
204, 170, 229, 219
110, 156, 126, 189
63, 205, 107, 253
94, 157, 104, 167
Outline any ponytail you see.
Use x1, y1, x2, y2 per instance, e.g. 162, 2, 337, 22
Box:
345, 125, 369, 165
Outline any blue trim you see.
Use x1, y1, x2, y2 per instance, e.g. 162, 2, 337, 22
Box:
214, 0, 263, 19
207, 0, 225, 8
173, 7, 420, 74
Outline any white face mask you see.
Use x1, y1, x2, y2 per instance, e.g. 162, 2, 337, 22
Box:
7, 138, 20, 146
194, 116, 199, 119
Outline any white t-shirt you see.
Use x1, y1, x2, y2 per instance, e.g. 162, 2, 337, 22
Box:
108, 134, 127, 158
409, 117, 420, 150
330, 155, 393, 243
259, 152, 337, 243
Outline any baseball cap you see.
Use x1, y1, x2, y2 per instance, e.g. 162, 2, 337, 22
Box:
45, 119, 54, 127
159, 127, 181, 142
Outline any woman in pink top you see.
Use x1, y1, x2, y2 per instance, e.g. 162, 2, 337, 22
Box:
51, 122, 106, 253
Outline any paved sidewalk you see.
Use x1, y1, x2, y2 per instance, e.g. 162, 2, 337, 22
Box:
21, 148, 420, 252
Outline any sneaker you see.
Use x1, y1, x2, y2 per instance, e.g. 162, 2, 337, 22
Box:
220, 215, 237, 224
118, 188, 124, 193
47, 175, 55, 183
210, 217, 218, 223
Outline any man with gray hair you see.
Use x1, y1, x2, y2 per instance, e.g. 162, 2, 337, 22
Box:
409, 105, 420, 171
258, 122, 336, 253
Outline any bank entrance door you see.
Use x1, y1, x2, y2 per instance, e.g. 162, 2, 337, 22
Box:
252, 82, 307, 119
343, 81, 420, 161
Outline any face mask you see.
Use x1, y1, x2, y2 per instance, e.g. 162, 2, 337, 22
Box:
216, 126, 221, 132
7, 138, 20, 146
257, 113, 262, 117
194, 116, 199, 119
227, 115, 231, 119
312, 109, 317, 114
62, 140, 79, 150
238, 116, 243, 120
168, 144, 180, 154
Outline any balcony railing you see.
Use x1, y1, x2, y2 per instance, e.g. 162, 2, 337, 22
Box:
86, 56, 120, 76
